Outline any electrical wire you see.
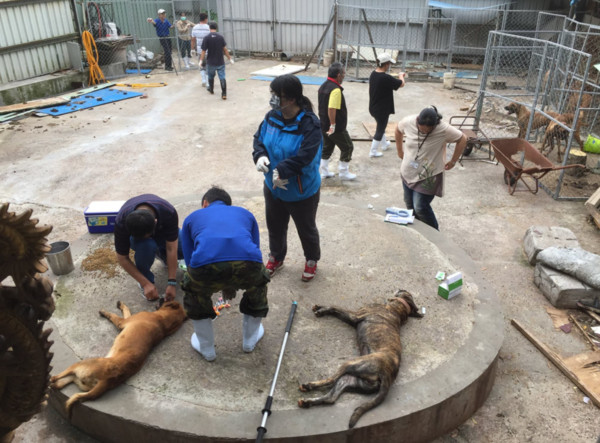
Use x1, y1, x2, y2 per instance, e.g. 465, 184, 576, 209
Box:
82, 30, 106, 86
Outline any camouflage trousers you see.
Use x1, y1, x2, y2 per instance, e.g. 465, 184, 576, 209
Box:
182, 260, 270, 320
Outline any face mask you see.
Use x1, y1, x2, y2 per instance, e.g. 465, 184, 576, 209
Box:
181, 16, 186, 20
269, 94, 281, 111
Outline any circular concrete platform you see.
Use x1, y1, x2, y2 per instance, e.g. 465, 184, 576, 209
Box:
48, 195, 503, 443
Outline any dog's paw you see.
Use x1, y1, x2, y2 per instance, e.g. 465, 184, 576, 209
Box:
299, 383, 310, 392
297, 399, 310, 408
99, 310, 109, 318
312, 305, 326, 316
117, 300, 123, 309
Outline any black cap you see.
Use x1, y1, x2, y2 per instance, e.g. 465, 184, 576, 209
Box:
417, 107, 440, 126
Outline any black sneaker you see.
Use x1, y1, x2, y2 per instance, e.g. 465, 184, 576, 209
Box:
165, 67, 174, 71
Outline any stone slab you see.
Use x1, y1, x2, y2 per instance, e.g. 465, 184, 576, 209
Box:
534, 263, 600, 308
522, 226, 579, 265
537, 247, 600, 289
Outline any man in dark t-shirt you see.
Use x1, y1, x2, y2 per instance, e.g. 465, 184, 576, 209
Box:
368, 53, 406, 158
114, 194, 183, 302
200, 22, 233, 100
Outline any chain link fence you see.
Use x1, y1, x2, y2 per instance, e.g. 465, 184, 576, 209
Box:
471, 29, 600, 200
81, 0, 218, 79
335, 5, 551, 84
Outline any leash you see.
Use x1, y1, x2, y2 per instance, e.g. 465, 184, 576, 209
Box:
256, 301, 298, 443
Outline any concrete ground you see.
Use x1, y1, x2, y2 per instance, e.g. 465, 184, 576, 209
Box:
1, 58, 599, 442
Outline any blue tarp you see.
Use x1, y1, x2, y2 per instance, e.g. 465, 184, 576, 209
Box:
126, 69, 152, 74
429, 71, 480, 79
37, 88, 143, 116
251, 75, 326, 86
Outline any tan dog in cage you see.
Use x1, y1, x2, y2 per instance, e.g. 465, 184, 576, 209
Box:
505, 102, 560, 139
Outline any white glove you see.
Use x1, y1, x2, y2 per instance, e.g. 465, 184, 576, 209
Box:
256, 156, 270, 173
230, 57, 235, 64
147, 17, 153, 23
327, 124, 336, 136
272, 168, 289, 190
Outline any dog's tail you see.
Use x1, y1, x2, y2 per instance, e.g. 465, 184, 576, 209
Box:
348, 378, 391, 428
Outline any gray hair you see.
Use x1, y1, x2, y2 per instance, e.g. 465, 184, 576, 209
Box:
328, 62, 345, 79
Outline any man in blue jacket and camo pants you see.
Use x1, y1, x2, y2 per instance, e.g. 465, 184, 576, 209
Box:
180, 187, 269, 362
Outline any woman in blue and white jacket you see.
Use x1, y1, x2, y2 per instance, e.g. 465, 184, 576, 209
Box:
253, 74, 322, 282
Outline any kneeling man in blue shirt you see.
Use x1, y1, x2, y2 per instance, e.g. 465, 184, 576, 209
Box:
180, 187, 269, 361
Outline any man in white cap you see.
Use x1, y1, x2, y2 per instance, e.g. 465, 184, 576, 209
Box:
147, 9, 174, 71
368, 53, 406, 158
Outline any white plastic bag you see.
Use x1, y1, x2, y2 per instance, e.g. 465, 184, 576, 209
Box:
145, 50, 154, 60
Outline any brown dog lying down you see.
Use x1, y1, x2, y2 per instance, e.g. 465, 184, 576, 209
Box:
298, 290, 423, 428
505, 102, 560, 139
50, 300, 186, 417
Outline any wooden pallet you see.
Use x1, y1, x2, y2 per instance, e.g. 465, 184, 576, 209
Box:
585, 187, 600, 229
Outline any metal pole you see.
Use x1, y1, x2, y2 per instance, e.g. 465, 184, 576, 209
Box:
256, 301, 298, 443
333, 1, 338, 62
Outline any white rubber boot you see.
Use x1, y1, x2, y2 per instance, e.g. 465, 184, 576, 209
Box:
242, 315, 264, 352
188, 56, 195, 66
338, 161, 357, 180
369, 139, 383, 158
191, 319, 216, 361
184, 57, 190, 69
380, 134, 391, 151
320, 159, 335, 179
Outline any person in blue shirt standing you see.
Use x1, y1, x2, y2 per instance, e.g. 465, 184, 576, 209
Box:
180, 187, 270, 362
147, 9, 174, 71
253, 74, 322, 283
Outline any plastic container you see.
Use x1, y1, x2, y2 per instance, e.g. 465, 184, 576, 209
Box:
46, 241, 75, 275
584, 134, 600, 154
84, 201, 125, 234
322, 50, 334, 67
443, 71, 456, 89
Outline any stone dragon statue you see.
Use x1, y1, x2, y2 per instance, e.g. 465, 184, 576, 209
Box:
0, 202, 54, 440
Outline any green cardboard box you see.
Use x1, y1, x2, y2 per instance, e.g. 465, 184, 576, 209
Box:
438, 272, 463, 299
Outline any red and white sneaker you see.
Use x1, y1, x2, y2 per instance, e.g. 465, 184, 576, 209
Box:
266, 256, 284, 276
302, 260, 317, 282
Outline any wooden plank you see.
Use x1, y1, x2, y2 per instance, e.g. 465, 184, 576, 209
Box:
511, 319, 600, 408
585, 187, 600, 229
0, 96, 71, 114
569, 314, 599, 350
0, 83, 115, 115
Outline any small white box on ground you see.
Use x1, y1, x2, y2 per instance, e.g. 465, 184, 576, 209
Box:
438, 272, 463, 299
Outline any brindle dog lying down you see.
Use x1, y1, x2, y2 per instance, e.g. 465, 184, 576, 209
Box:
50, 300, 186, 417
298, 290, 423, 428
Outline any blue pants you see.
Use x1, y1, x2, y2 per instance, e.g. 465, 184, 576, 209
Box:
402, 182, 439, 230
130, 233, 183, 283
207, 64, 226, 81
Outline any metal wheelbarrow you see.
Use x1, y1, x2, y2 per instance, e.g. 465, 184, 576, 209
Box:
490, 138, 585, 195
